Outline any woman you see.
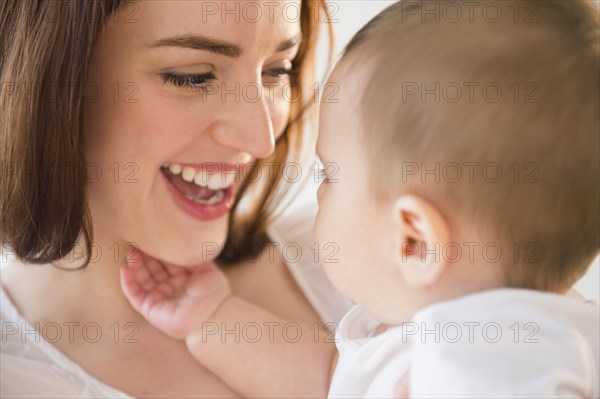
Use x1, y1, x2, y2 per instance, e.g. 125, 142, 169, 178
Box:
0, 1, 351, 397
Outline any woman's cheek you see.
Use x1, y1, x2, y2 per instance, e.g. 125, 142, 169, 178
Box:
270, 87, 292, 139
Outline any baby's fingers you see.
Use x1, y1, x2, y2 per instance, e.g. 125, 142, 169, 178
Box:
140, 251, 171, 283
120, 264, 146, 313
162, 261, 192, 278
126, 249, 157, 290
120, 249, 156, 309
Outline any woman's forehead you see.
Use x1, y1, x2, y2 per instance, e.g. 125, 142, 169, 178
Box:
128, 0, 302, 54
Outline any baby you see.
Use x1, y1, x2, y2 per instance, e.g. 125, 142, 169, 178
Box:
121, 1, 600, 397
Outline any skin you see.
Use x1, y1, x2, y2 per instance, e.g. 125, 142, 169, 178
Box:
116, 59, 448, 398
120, 250, 335, 398
115, 11, 596, 398
84, 0, 298, 266
114, 58, 453, 399
112, 39, 511, 399
1, 1, 327, 397
315, 59, 506, 325
314, 59, 417, 324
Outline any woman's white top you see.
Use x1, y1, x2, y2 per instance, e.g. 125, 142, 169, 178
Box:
0, 200, 352, 398
329, 289, 600, 399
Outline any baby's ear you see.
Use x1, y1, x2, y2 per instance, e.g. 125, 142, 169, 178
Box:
392, 195, 450, 288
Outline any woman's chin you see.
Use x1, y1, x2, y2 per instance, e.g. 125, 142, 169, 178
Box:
144, 238, 226, 267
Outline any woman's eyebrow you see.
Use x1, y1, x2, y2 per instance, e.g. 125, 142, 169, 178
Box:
148, 33, 302, 57
149, 34, 242, 58
277, 34, 302, 52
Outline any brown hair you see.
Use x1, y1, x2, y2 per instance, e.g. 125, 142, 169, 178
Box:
341, 0, 599, 292
0, 0, 333, 266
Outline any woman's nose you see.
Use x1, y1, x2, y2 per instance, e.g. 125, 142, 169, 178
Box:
209, 85, 276, 159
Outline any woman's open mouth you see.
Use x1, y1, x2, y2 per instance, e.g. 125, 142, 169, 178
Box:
160, 162, 238, 221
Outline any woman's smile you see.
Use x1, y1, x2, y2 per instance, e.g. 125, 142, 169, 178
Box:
0, 0, 341, 397
161, 161, 248, 221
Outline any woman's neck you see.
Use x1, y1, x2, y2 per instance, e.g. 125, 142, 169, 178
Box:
2, 229, 144, 328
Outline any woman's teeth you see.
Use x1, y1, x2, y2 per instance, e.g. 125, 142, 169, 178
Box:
198, 189, 224, 205
168, 163, 182, 175
162, 163, 235, 190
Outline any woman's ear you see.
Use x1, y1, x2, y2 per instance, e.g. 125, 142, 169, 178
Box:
392, 195, 450, 288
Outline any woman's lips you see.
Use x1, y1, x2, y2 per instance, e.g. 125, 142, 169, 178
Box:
161, 168, 235, 222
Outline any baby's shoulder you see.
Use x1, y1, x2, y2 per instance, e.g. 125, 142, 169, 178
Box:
409, 289, 599, 398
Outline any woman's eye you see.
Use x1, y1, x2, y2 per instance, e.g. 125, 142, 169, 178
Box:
263, 67, 295, 84
162, 72, 216, 92
265, 68, 293, 77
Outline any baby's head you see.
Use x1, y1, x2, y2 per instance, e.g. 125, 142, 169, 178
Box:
315, 0, 599, 324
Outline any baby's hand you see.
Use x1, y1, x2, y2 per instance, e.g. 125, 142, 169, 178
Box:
120, 249, 232, 340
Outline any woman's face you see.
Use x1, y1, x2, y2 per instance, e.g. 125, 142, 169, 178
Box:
84, 0, 301, 265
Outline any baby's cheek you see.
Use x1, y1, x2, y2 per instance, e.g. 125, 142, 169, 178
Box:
314, 205, 336, 250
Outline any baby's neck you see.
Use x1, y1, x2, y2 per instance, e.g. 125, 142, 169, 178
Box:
383, 263, 509, 328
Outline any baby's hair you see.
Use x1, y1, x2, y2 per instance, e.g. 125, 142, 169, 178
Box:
340, 0, 599, 292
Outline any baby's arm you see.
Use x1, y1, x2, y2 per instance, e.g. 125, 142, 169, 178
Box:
186, 296, 335, 398
120, 250, 335, 398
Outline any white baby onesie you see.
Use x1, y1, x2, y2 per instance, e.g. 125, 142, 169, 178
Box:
329, 288, 599, 398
